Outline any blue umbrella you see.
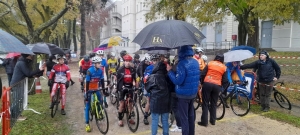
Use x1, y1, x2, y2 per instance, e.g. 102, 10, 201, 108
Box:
230, 45, 256, 55
0, 29, 34, 54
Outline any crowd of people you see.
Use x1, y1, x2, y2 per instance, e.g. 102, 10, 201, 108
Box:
0, 46, 281, 135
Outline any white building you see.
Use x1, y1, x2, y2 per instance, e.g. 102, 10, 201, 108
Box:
100, 1, 122, 51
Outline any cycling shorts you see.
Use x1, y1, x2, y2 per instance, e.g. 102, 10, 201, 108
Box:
119, 87, 134, 101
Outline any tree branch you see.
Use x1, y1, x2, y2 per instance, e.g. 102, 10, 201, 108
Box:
17, 0, 34, 34
34, 6, 45, 22
35, 7, 69, 36
0, 1, 26, 25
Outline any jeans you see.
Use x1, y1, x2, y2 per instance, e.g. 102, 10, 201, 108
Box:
177, 98, 195, 135
151, 113, 169, 135
171, 94, 181, 128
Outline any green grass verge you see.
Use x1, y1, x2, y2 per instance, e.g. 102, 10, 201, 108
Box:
251, 105, 300, 127
7, 82, 72, 135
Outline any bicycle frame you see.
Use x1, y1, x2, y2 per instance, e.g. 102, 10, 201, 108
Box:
90, 91, 103, 119
223, 83, 249, 102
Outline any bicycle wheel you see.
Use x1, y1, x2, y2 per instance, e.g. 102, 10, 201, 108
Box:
51, 89, 60, 118
139, 95, 148, 115
110, 84, 117, 105
274, 91, 291, 110
126, 102, 139, 133
95, 102, 109, 134
216, 95, 225, 120
230, 91, 250, 116
193, 95, 201, 110
158, 110, 175, 128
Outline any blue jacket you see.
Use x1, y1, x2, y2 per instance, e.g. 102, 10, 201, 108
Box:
144, 64, 154, 77
226, 62, 244, 84
168, 46, 200, 99
86, 65, 104, 82
101, 58, 108, 67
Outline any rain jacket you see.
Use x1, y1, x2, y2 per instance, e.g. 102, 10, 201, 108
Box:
10, 57, 43, 85
226, 62, 245, 84
240, 57, 281, 83
168, 46, 200, 99
145, 62, 173, 113
2, 58, 17, 74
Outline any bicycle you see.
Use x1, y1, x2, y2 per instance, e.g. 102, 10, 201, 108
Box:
193, 86, 226, 120
87, 88, 109, 134
109, 72, 118, 105
255, 82, 291, 110
50, 83, 61, 118
116, 87, 140, 133
221, 81, 251, 116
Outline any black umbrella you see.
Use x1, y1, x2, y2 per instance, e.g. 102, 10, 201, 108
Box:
27, 43, 65, 55
0, 29, 34, 54
133, 20, 206, 50
62, 48, 71, 54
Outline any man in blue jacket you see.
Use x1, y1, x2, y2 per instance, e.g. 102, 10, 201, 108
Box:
167, 46, 200, 135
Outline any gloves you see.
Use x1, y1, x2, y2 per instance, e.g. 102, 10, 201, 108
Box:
65, 81, 70, 88
48, 80, 53, 86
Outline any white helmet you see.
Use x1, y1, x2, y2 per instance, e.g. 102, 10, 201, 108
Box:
144, 53, 151, 62
195, 47, 204, 53
202, 55, 208, 61
91, 56, 102, 63
111, 52, 116, 57
96, 50, 104, 55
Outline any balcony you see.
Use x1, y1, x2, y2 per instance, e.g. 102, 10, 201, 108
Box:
112, 12, 122, 19
112, 23, 122, 31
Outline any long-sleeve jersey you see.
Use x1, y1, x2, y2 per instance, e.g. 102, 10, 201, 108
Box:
49, 64, 71, 83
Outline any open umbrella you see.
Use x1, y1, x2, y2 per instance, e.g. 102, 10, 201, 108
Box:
99, 36, 129, 48
133, 20, 206, 50
147, 50, 168, 54
224, 50, 253, 62
6, 52, 21, 58
93, 47, 107, 52
230, 45, 256, 55
27, 42, 65, 55
0, 29, 34, 54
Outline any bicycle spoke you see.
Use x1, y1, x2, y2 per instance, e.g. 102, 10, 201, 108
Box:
230, 91, 250, 116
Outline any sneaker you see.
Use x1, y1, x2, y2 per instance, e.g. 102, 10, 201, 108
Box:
104, 102, 108, 108
85, 124, 91, 132
61, 109, 66, 115
197, 121, 208, 127
118, 121, 124, 127
128, 119, 135, 125
71, 81, 75, 85
263, 107, 270, 112
170, 126, 182, 132
143, 118, 149, 125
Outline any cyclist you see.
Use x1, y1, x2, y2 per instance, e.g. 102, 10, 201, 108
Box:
84, 56, 105, 132
133, 54, 141, 70
49, 55, 71, 115
142, 54, 159, 125
136, 53, 151, 90
223, 61, 245, 97
107, 52, 118, 85
79, 55, 92, 91
193, 47, 206, 71
116, 50, 127, 70
117, 54, 137, 127
96, 50, 109, 108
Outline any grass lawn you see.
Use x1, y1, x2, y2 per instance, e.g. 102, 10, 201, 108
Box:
1, 80, 72, 135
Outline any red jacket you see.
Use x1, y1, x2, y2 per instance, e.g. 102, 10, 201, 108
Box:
80, 60, 92, 70
49, 64, 71, 83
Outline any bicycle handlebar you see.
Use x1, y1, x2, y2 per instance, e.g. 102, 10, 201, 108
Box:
274, 81, 284, 86
233, 80, 248, 86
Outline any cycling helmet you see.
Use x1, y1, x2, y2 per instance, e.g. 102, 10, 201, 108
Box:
89, 52, 96, 58
134, 54, 140, 59
120, 50, 127, 58
201, 55, 208, 61
150, 54, 159, 60
214, 54, 224, 63
91, 56, 102, 63
83, 55, 90, 62
96, 50, 104, 55
111, 52, 116, 57
144, 53, 151, 62
123, 54, 133, 61
56, 54, 66, 60
195, 47, 204, 54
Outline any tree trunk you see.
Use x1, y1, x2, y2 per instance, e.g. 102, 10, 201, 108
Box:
66, 20, 72, 48
247, 17, 259, 50
80, 0, 86, 57
73, 18, 77, 53
238, 19, 247, 45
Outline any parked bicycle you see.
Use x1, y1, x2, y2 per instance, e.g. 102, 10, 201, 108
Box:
221, 81, 251, 116
116, 87, 140, 132
88, 88, 109, 134
255, 82, 291, 110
